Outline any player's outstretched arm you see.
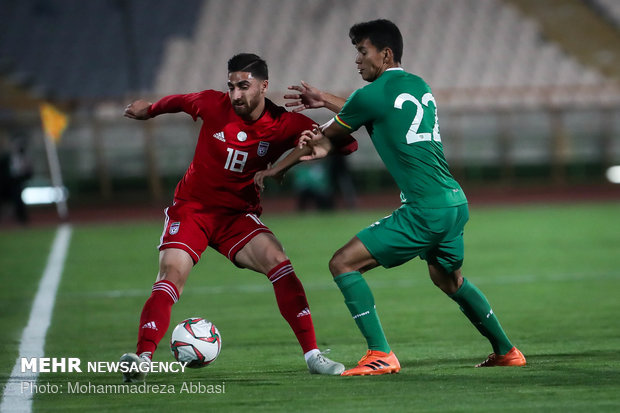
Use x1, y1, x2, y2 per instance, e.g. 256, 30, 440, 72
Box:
284, 81, 347, 114
254, 144, 313, 191
298, 116, 353, 161
298, 129, 334, 161
255, 119, 352, 189
124, 100, 152, 120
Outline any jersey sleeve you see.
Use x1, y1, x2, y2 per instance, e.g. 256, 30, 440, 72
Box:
147, 92, 206, 121
288, 112, 317, 146
334, 88, 378, 132
291, 113, 358, 155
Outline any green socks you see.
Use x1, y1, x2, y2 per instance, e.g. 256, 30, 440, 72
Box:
450, 277, 513, 355
334, 272, 512, 356
334, 271, 391, 353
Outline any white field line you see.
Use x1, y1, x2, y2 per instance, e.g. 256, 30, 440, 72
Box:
69, 270, 619, 299
0, 224, 72, 413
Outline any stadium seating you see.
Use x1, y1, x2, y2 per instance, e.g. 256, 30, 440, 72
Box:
592, 0, 620, 27
0, 0, 618, 194
0, 0, 202, 99
1, 0, 617, 105
149, 0, 618, 108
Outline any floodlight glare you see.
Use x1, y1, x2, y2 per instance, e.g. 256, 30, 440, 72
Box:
21, 186, 69, 205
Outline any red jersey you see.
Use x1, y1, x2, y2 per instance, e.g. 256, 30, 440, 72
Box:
149, 90, 356, 215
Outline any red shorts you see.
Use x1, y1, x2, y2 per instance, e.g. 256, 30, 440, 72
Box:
158, 200, 272, 264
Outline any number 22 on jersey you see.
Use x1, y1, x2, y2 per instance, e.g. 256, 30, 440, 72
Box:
393, 92, 441, 144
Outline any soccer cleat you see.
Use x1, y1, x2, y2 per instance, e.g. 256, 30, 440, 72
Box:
475, 346, 526, 367
341, 350, 400, 376
306, 351, 345, 375
120, 352, 151, 383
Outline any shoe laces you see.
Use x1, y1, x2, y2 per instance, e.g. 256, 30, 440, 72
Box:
138, 352, 152, 361
138, 353, 152, 365
358, 350, 374, 364
315, 349, 332, 364
477, 353, 498, 367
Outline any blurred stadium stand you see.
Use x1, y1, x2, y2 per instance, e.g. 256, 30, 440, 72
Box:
0, 0, 619, 209
0, 0, 202, 99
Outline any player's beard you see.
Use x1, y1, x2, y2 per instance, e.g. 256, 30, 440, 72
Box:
232, 94, 261, 118
232, 103, 249, 117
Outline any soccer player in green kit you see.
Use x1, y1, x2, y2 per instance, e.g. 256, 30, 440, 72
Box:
277, 19, 526, 375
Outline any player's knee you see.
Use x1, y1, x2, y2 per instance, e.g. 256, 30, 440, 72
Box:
158, 263, 189, 294
270, 250, 289, 266
428, 265, 462, 295
258, 247, 289, 274
329, 250, 349, 276
157, 248, 193, 293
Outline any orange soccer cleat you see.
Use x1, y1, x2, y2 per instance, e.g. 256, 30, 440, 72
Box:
341, 350, 401, 376
475, 346, 526, 367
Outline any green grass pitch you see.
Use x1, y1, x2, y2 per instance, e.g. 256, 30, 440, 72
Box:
1, 202, 620, 412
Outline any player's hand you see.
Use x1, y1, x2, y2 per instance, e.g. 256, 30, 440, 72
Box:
298, 128, 332, 161
124, 100, 152, 120
254, 163, 284, 191
284, 81, 324, 112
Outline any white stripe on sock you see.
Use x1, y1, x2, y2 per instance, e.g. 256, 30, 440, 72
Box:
269, 264, 294, 284
153, 281, 179, 303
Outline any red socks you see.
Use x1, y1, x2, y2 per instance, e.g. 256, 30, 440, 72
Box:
136, 263, 316, 358
136, 280, 179, 358
267, 260, 317, 353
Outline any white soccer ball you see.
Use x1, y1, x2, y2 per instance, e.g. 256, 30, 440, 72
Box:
170, 317, 222, 368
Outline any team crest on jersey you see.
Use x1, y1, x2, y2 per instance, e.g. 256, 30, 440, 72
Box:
169, 222, 180, 235
257, 141, 270, 157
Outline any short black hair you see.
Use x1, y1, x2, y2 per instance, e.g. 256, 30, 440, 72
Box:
227, 53, 268, 80
349, 19, 403, 64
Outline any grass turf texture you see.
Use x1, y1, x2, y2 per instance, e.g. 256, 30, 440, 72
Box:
1, 202, 619, 412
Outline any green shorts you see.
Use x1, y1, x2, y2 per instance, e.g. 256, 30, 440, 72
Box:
356, 203, 469, 273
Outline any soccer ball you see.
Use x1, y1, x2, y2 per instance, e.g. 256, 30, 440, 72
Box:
170, 317, 222, 368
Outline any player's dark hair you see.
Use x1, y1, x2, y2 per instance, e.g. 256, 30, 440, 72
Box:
227, 53, 268, 80
349, 19, 403, 64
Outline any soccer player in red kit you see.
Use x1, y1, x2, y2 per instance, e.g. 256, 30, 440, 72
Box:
120, 54, 356, 381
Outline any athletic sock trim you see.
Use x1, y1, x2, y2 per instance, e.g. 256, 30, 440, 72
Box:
267, 260, 294, 284
152, 280, 179, 303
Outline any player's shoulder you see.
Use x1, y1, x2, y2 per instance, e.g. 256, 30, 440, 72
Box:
186, 90, 229, 115
382, 68, 426, 84
193, 89, 228, 102
174, 89, 227, 108
348, 82, 374, 103
387, 70, 431, 91
348, 78, 386, 107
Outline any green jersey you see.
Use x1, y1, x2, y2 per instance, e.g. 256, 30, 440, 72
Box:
334, 68, 467, 208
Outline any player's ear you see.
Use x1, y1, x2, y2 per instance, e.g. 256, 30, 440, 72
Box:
383, 48, 393, 64
261, 79, 268, 93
